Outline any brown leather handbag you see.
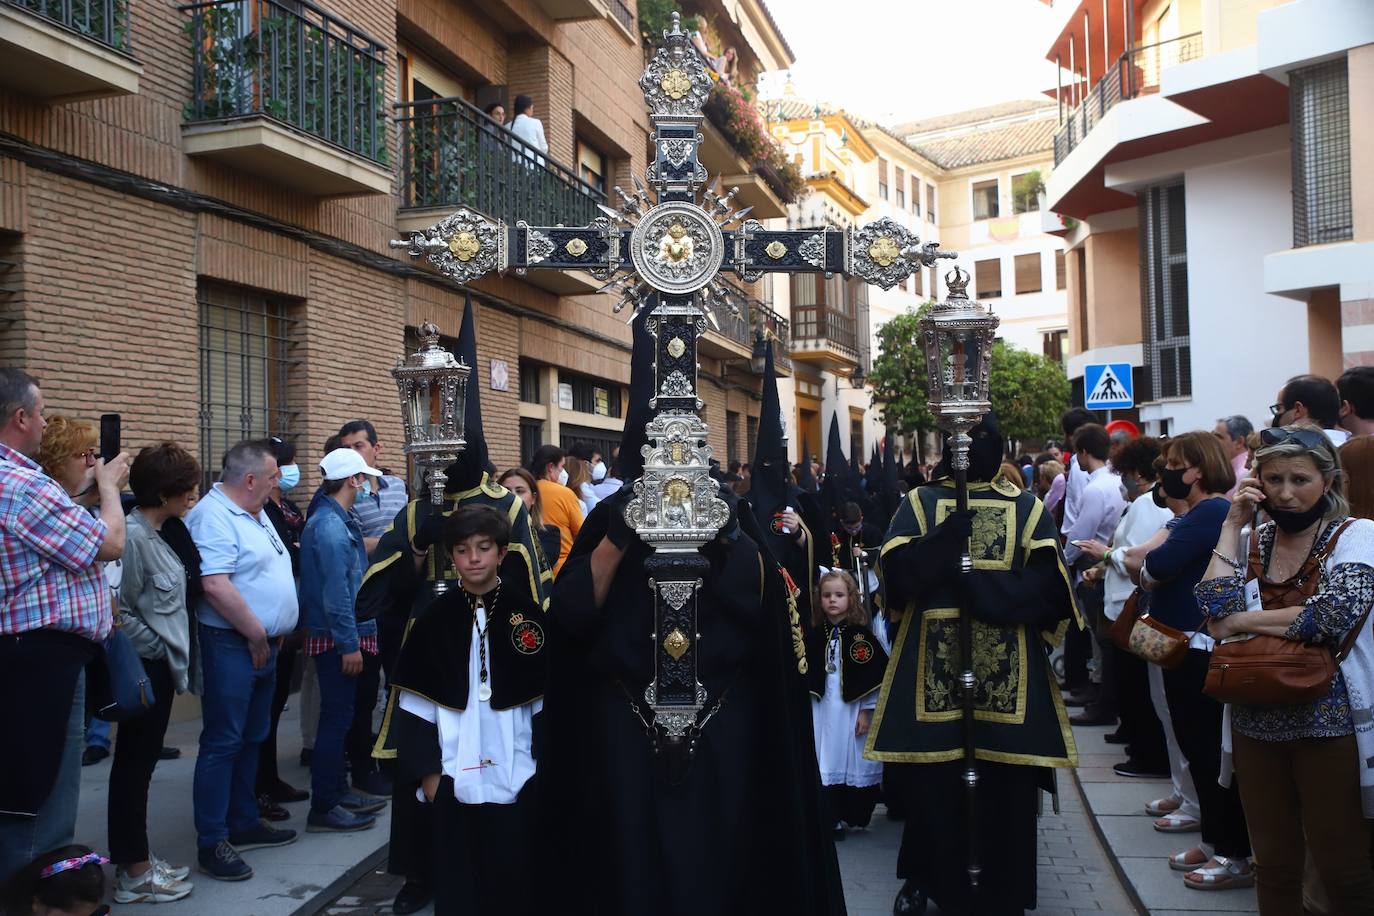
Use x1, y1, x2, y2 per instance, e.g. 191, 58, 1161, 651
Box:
1204, 520, 1369, 705
1112, 589, 1189, 669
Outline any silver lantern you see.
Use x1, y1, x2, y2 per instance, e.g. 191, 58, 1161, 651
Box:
391, 319, 470, 515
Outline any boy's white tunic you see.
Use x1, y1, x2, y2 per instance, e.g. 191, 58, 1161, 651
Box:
399, 601, 541, 805
812, 631, 882, 788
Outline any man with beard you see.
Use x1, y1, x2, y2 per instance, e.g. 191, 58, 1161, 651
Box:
868, 414, 1081, 916
536, 311, 845, 916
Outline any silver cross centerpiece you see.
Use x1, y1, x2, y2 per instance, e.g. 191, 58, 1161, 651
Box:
391, 12, 955, 756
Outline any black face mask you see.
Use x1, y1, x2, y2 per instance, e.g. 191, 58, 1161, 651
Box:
1160, 467, 1193, 500
1151, 483, 1168, 509
1264, 494, 1330, 533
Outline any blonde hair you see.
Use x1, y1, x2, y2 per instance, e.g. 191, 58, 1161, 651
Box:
564, 455, 590, 496
1036, 459, 1064, 493
37, 415, 97, 481
997, 461, 1025, 490
813, 569, 868, 628
1253, 422, 1349, 521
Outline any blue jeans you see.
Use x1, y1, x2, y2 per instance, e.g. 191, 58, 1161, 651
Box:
194, 625, 278, 849
311, 649, 356, 813
0, 670, 85, 883
86, 716, 111, 750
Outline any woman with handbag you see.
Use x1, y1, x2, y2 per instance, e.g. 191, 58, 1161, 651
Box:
1195, 425, 1374, 914
1137, 431, 1253, 890
106, 443, 202, 904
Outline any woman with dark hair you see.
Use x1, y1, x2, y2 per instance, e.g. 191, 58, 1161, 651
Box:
256, 436, 309, 819
1, 845, 107, 916
1130, 431, 1252, 890
1197, 425, 1374, 913
108, 442, 201, 903
498, 467, 560, 573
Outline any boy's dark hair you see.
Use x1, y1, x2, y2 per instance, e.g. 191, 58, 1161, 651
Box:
337, 419, 378, 445
445, 505, 511, 551
567, 441, 595, 462
1109, 436, 1163, 480
840, 501, 863, 524
1071, 423, 1111, 461
1337, 366, 1374, 421
527, 444, 565, 478
514, 94, 534, 115
1060, 407, 1098, 439
1, 845, 105, 915
322, 477, 349, 496
130, 442, 202, 507
1280, 374, 1341, 428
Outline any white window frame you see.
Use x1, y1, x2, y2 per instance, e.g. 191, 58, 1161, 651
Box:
969, 173, 1002, 222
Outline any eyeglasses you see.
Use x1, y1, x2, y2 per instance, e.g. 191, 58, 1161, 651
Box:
256, 518, 285, 555
1269, 402, 1288, 418
1259, 427, 1328, 450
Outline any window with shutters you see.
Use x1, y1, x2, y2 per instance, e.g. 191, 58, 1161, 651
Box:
894, 166, 906, 208
1138, 182, 1191, 399
1055, 250, 1066, 290
1014, 253, 1042, 295
912, 264, 923, 297
1290, 59, 1351, 247
971, 178, 999, 220
198, 281, 297, 491
975, 258, 1002, 299
878, 157, 889, 200
927, 184, 936, 222
519, 359, 543, 403
1042, 329, 1067, 364
726, 410, 740, 464
912, 175, 921, 216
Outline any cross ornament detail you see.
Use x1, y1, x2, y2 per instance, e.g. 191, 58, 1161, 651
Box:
391, 12, 956, 757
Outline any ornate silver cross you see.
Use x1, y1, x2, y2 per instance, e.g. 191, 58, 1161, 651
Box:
391, 12, 955, 753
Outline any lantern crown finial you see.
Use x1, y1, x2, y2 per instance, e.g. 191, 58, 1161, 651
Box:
418, 320, 441, 345
945, 266, 971, 300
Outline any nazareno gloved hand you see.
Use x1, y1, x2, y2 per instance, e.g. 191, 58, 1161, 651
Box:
916, 508, 975, 583
412, 511, 447, 552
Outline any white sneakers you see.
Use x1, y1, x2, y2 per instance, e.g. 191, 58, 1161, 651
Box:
113, 859, 194, 905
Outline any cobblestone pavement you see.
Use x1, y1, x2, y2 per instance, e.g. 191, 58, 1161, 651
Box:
315, 772, 1138, 916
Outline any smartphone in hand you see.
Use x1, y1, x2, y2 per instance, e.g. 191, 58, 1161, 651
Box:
99, 413, 121, 463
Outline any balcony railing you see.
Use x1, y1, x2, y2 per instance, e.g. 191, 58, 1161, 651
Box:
606, 0, 633, 34
792, 306, 857, 356
1053, 32, 1202, 166
396, 96, 605, 228
709, 299, 793, 372
183, 0, 388, 163
756, 300, 792, 371
5, 0, 130, 51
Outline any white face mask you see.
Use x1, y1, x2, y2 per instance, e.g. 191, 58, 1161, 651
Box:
591, 461, 606, 482
557, 467, 569, 486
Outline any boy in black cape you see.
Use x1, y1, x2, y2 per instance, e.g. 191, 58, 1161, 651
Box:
536, 310, 846, 916
389, 505, 547, 916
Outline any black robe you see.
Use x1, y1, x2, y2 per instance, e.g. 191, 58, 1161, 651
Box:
538, 496, 846, 916
868, 478, 1081, 916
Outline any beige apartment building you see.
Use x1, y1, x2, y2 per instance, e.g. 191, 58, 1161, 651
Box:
0, 0, 795, 483
1042, 0, 1374, 433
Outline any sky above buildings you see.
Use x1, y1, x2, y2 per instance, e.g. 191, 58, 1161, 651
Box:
762, 0, 1063, 126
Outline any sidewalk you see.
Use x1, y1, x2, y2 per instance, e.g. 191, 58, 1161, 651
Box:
75, 699, 391, 916
1070, 723, 1258, 915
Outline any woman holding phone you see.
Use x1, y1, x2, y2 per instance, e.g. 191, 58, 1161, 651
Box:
1196, 424, 1374, 913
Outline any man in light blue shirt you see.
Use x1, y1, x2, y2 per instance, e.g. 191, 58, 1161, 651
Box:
186, 440, 299, 881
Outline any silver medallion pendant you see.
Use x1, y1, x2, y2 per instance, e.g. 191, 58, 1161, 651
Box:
478, 682, 492, 702
826, 662, 837, 674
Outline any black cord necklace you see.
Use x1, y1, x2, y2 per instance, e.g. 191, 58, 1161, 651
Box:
462, 577, 502, 702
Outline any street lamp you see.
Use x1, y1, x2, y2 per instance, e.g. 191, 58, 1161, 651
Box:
391, 320, 470, 593
918, 264, 999, 891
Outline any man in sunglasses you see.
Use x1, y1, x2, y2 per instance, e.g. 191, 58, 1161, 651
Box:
1271, 375, 1348, 447
187, 440, 300, 880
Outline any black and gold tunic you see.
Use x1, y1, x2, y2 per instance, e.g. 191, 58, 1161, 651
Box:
865, 477, 1081, 768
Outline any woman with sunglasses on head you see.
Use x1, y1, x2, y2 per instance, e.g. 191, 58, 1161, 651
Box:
1134, 431, 1253, 890
1196, 424, 1374, 914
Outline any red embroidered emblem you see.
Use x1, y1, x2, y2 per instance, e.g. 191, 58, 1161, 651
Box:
849, 635, 873, 664
510, 619, 544, 655
770, 513, 788, 536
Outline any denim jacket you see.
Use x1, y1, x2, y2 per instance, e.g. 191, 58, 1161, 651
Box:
299, 495, 374, 654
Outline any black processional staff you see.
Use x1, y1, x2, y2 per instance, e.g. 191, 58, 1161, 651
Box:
918, 266, 1000, 891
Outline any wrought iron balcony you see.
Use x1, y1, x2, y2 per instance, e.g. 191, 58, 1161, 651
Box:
396, 95, 605, 230
4, 0, 129, 50
705, 298, 792, 373
183, 0, 388, 165
792, 306, 857, 356
1053, 32, 1202, 167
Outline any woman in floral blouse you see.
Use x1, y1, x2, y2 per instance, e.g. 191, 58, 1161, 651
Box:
1196, 424, 1374, 914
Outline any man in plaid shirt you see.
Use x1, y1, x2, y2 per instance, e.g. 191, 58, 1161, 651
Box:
0, 368, 130, 882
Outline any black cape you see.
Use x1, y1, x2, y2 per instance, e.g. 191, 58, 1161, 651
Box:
805, 623, 887, 702
537, 491, 846, 916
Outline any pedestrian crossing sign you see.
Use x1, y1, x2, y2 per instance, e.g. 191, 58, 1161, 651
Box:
1084, 363, 1134, 410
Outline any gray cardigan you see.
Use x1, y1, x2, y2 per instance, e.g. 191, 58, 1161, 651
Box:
118, 509, 193, 694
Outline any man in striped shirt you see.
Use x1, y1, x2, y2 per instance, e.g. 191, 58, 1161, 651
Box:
0, 368, 130, 882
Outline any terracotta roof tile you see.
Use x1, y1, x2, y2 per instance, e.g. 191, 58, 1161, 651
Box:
891, 99, 1056, 137
904, 115, 1057, 170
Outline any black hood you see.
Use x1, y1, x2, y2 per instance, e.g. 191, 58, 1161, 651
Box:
933, 412, 1005, 483
822, 412, 863, 520
880, 431, 901, 522
445, 293, 487, 492
796, 440, 817, 493
615, 304, 656, 481
749, 340, 790, 516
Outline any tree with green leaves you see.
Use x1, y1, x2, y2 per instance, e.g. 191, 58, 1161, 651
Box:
869, 304, 1071, 457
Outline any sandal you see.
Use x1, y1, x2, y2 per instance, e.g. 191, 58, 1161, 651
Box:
1153, 812, 1201, 833
1168, 847, 1209, 872
1183, 856, 1254, 890
1145, 795, 1182, 817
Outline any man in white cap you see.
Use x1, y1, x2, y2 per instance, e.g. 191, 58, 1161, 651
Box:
299, 448, 388, 833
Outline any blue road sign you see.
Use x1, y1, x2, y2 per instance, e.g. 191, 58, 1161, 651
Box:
1084, 363, 1134, 410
